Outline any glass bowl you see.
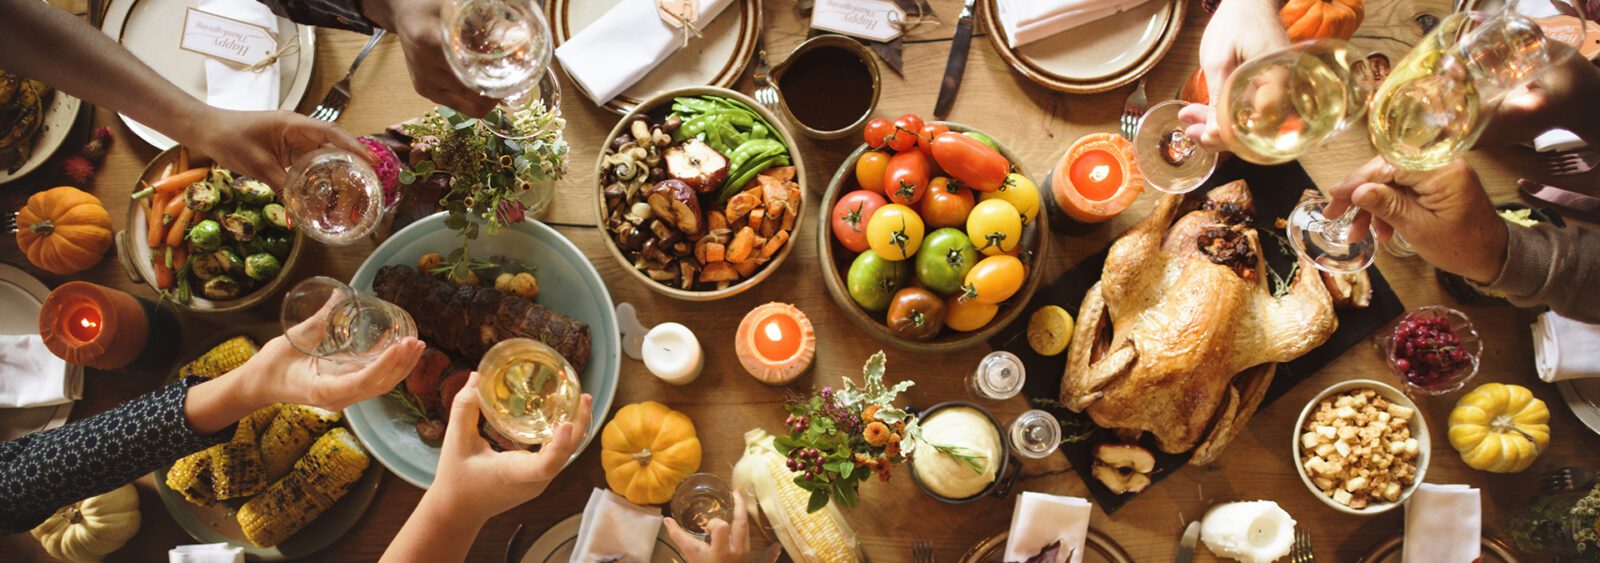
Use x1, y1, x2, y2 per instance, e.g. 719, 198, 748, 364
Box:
1383, 305, 1482, 396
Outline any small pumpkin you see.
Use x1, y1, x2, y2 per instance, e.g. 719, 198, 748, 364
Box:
600, 401, 702, 505
30, 484, 141, 562
1179, 69, 1210, 105
15, 186, 113, 275
1280, 0, 1365, 41
1448, 383, 1550, 473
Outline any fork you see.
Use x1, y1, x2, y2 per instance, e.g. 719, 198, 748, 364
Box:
3, 211, 15, 235
1120, 77, 1149, 140
911, 539, 934, 563
1542, 467, 1599, 494
751, 35, 779, 113
309, 29, 386, 122
1546, 148, 1600, 176
1291, 530, 1315, 563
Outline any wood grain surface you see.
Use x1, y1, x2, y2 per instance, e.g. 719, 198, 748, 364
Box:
3, 0, 1599, 561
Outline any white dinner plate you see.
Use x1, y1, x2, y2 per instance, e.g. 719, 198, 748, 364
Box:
0, 262, 76, 440
1558, 378, 1600, 436
518, 512, 686, 563
979, 0, 1185, 93
0, 88, 82, 185
100, 0, 316, 149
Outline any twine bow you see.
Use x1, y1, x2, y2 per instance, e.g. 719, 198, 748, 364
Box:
243, 30, 298, 72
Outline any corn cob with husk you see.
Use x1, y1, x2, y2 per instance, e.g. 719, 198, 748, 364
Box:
733, 429, 860, 563
259, 404, 341, 482
211, 412, 269, 500
236, 428, 369, 548
179, 336, 258, 378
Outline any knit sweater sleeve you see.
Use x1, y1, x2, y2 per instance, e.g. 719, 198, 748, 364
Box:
1481, 221, 1600, 323
0, 377, 232, 534
254, 0, 376, 34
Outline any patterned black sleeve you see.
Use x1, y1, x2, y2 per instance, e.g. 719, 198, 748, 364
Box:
255, 0, 377, 34
0, 377, 233, 534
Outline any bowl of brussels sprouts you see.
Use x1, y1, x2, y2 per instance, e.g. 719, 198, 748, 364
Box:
114, 145, 303, 313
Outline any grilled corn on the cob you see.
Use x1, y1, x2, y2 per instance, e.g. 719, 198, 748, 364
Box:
733, 429, 859, 563
260, 404, 341, 481
236, 428, 369, 548
179, 336, 258, 378
211, 413, 268, 500
166, 446, 218, 506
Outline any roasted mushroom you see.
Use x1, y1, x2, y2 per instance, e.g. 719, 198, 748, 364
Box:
646, 179, 703, 235
663, 139, 729, 193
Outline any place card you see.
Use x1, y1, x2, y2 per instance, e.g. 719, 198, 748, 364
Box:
811, 0, 906, 43
180, 7, 279, 67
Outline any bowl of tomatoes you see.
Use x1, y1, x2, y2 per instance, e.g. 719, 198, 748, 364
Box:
817, 114, 1049, 353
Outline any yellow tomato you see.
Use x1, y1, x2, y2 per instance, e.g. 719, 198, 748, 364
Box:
866, 204, 925, 261
979, 173, 1042, 226
945, 293, 1000, 332
855, 151, 890, 193
966, 199, 1023, 256
962, 254, 1026, 305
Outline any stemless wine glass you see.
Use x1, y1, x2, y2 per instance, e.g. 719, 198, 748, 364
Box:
440, 0, 555, 139
281, 276, 417, 375
475, 337, 582, 445
670, 473, 736, 540
280, 148, 385, 245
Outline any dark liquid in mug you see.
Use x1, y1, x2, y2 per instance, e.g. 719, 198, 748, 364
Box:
777, 46, 874, 132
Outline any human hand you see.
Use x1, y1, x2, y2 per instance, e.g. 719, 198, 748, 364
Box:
235, 333, 425, 411
664, 490, 750, 563
1325, 156, 1508, 283
1178, 0, 1290, 150
189, 108, 373, 188
360, 0, 499, 117
1478, 54, 1600, 147
426, 372, 593, 524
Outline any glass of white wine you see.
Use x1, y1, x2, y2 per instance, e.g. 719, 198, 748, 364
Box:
439, 0, 557, 140
281, 148, 384, 245
476, 338, 583, 445
281, 276, 417, 375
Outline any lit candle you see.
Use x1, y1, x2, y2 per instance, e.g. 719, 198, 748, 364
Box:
1046, 132, 1144, 231
735, 303, 815, 385
39, 282, 149, 370
641, 323, 703, 385
1199, 501, 1296, 563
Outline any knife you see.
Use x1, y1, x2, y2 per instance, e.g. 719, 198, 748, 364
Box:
933, 0, 979, 118
1173, 521, 1199, 563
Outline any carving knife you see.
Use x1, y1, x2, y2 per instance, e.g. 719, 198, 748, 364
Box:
933, 0, 978, 118
1173, 521, 1199, 563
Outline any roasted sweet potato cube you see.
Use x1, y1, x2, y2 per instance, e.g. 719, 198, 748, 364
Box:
727, 226, 756, 263
705, 242, 726, 263
759, 175, 790, 216
708, 211, 728, 232
733, 258, 760, 278
759, 213, 780, 238
700, 261, 739, 283
726, 192, 760, 222
760, 166, 796, 183
760, 230, 789, 260
748, 208, 765, 233
781, 205, 797, 232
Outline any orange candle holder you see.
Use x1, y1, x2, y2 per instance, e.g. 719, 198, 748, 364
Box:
1044, 132, 1144, 234
39, 282, 156, 370
735, 303, 815, 386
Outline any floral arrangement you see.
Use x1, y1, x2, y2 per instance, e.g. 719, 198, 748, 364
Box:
775, 352, 917, 512
1512, 484, 1600, 560
399, 103, 568, 277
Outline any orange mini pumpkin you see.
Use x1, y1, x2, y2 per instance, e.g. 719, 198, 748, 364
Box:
600, 401, 701, 506
15, 186, 112, 275
1281, 0, 1365, 41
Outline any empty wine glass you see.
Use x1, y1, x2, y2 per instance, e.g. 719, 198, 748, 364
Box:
280, 148, 384, 245
440, 0, 554, 139
281, 276, 416, 375
1286, 196, 1379, 274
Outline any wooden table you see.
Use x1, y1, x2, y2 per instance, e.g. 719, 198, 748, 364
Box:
5, 0, 1599, 560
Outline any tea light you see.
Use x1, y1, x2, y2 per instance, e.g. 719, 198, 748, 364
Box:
38, 282, 148, 369
735, 303, 815, 385
1046, 133, 1144, 230
642, 323, 703, 385
1199, 501, 1296, 563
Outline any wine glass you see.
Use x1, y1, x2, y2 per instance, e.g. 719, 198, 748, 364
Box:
475, 337, 582, 445
670, 473, 735, 539
281, 276, 417, 375
280, 148, 385, 245
439, 0, 555, 139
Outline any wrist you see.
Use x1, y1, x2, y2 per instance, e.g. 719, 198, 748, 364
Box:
418, 487, 491, 530
184, 371, 261, 434
1465, 219, 1510, 284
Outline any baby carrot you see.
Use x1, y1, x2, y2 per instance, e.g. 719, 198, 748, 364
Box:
147, 193, 169, 248
148, 167, 209, 196
162, 193, 187, 221
166, 207, 193, 248
153, 254, 175, 289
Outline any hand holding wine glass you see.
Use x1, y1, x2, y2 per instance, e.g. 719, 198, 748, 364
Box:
236, 332, 425, 412
1178, 0, 1290, 150
665, 490, 750, 563
1325, 156, 1508, 283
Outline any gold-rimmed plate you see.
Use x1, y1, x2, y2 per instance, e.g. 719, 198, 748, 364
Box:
546, 0, 761, 115
959, 527, 1133, 563
979, 0, 1185, 94
1359, 532, 1522, 562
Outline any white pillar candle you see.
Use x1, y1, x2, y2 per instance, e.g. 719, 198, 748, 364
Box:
1199, 501, 1295, 563
641, 323, 702, 385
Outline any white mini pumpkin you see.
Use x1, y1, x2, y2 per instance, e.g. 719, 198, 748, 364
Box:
31, 484, 141, 562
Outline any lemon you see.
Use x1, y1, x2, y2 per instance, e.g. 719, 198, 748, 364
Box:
1027, 305, 1074, 356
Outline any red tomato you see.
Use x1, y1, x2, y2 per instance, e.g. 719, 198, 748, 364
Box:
864, 118, 894, 149
882, 150, 931, 206
919, 177, 975, 229
917, 123, 950, 159
832, 190, 888, 253
931, 132, 1010, 192
886, 114, 925, 152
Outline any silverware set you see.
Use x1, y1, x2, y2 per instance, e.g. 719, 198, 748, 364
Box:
3, 211, 16, 235
1291, 530, 1316, 563
1120, 77, 1149, 140
911, 539, 934, 563
1542, 466, 1598, 494
308, 29, 385, 123
1546, 148, 1600, 176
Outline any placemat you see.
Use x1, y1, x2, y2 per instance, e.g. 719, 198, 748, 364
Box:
989, 158, 1407, 513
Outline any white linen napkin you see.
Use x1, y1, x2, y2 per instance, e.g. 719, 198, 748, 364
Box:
0, 334, 76, 409
1533, 311, 1600, 382
1403, 484, 1480, 563
1003, 492, 1090, 563
553, 0, 736, 105
169, 542, 244, 563
571, 488, 662, 563
198, 0, 281, 112
996, 0, 1152, 48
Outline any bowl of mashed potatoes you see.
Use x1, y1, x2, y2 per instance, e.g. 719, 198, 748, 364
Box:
909, 402, 1018, 503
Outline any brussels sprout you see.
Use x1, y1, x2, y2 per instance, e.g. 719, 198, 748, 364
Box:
262, 203, 290, 230
187, 219, 224, 251
190, 253, 226, 280
214, 248, 244, 274
231, 178, 275, 206
222, 209, 264, 241
244, 253, 281, 281
262, 234, 292, 259
184, 180, 221, 213
202, 275, 241, 300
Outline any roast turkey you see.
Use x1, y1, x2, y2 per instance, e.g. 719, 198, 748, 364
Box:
1060, 180, 1337, 464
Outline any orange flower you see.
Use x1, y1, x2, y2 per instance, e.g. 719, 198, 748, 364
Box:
864, 421, 891, 446
853, 453, 874, 467
885, 440, 902, 458
861, 405, 882, 424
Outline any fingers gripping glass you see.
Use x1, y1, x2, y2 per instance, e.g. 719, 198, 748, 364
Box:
281, 276, 417, 375
440, 0, 556, 139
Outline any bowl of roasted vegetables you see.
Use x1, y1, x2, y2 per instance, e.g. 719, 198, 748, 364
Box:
595, 87, 806, 301
818, 116, 1049, 353
153, 327, 382, 560
114, 146, 301, 312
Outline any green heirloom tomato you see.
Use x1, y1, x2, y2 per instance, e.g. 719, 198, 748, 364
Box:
846, 250, 911, 313
963, 131, 999, 150
916, 228, 979, 296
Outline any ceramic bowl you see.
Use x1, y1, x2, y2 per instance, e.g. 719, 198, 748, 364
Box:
1292, 379, 1431, 516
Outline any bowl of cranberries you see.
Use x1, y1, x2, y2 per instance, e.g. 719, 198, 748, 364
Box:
1384, 306, 1482, 395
